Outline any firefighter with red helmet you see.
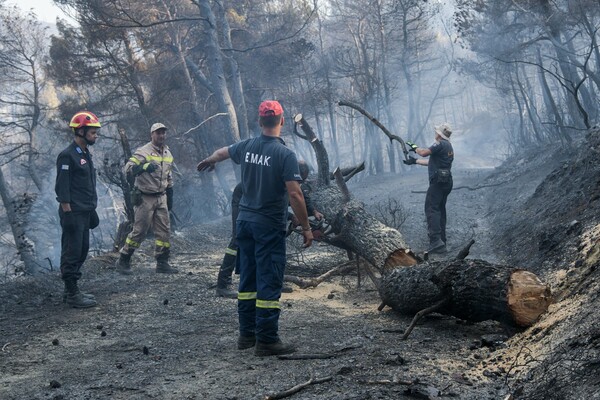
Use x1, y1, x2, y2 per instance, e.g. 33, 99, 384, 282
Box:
55, 111, 101, 308
115, 123, 178, 274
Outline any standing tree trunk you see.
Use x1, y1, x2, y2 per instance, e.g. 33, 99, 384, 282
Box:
537, 49, 570, 145
194, 0, 241, 145
215, 0, 250, 140
108, 127, 135, 251
27, 72, 43, 191
0, 168, 38, 274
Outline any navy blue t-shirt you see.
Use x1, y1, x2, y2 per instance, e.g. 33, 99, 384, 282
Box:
427, 139, 454, 180
228, 135, 302, 230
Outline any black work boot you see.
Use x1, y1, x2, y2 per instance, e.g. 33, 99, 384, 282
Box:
216, 286, 238, 299
281, 284, 294, 293
216, 253, 237, 298
156, 253, 179, 274
62, 289, 95, 303
237, 335, 256, 350
255, 340, 296, 357
427, 238, 447, 254
217, 254, 237, 299
64, 280, 97, 309
116, 251, 133, 275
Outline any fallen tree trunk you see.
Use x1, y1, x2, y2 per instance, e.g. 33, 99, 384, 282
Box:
292, 114, 418, 274
380, 259, 552, 329
295, 110, 551, 333
309, 184, 418, 275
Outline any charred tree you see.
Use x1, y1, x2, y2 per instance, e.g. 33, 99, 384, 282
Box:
193, 0, 241, 145
309, 184, 418, 275
293, 114, 330, 186
100, 127, 135, 252
380, 259, 552, 330
0, 169, 38, 273
296, 110, 551, 333
293, 115, 418, 273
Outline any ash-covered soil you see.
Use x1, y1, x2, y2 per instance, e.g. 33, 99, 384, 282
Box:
1, 131, 599, 400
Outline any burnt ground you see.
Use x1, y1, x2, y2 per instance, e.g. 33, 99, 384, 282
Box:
1, 129, 600, 400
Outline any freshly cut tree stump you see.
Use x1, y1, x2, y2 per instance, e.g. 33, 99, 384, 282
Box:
380, 259, 552, 328
507, 270, 553, 327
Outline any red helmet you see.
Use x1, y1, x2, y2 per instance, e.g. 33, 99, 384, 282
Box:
69, 111, 101, 130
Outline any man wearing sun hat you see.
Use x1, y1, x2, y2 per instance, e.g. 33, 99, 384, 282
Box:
403, 123, 454, 254
116, 122, 178, 274
197, 100, 313, 356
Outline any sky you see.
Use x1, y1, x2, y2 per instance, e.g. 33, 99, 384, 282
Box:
12, 0, 70, 24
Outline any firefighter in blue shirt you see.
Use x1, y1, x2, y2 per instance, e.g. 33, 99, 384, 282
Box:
198, 100, 312, 356
55, 111, 102, 308
215, 161, 323, 299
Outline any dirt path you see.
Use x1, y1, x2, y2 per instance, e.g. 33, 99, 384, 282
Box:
1, 168, 528, 400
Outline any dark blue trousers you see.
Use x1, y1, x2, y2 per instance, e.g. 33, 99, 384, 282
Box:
425, 180, 453, 244
59, 209, 91, 282
236, 220, 286, 344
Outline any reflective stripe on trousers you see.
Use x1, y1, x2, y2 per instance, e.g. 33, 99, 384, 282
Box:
121, 193, 171, 258
236, 220, 286, 344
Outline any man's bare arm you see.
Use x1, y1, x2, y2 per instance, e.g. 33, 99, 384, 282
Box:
416, 147, 432, 157
197, 146, 230, 171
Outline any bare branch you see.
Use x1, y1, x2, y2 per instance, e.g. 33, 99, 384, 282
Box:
181, 113, 228, 136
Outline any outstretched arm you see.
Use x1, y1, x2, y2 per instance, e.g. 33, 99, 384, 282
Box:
414, 146, 431, 166
405, 142, 431, 167
197, 146, 230, 171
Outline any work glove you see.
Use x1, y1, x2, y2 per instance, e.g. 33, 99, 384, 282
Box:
61, 211, 77, 232
166, 187, 174, 211
132, 162, 158, 176
406, 141, 418, 152
142, 162, 158, 173
403, 157, 417, 165
89, 210, 100, 229
196, 159, 215, 172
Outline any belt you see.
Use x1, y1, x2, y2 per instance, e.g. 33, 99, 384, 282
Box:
141, 191, 165, 196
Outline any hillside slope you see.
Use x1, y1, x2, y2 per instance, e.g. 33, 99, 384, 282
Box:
486, 127, 600, 400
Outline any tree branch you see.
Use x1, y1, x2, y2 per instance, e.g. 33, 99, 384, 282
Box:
338, 100, 409, 160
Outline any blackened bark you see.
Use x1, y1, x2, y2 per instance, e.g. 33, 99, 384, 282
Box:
293, 114, 330, 186
309, 184, 417, 276
380, 259, 552, 328
0, 169, 38, 273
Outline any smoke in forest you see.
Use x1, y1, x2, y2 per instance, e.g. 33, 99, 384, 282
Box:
0, 0, 598, 274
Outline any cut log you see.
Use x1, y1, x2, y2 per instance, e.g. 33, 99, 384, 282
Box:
293, 108, 552, 335
379, 265, 443, 315
507, 270, 553, 326
309, 184, 418, 275
292, 115, 418, 276
380, 259, 552, 328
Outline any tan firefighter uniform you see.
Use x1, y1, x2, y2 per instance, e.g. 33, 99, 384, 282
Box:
121, 141, 174, 258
